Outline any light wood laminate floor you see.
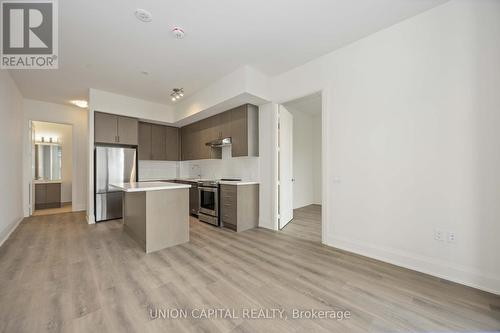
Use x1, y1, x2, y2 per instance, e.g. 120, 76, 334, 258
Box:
281, 204, 321, 242
32, 203, 73, 216
1, 211, 499, 332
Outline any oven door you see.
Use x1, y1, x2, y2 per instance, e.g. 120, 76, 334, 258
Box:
198, 186, 218, 217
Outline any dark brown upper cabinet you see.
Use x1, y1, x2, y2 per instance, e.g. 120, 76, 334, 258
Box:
94, 112, 138, 145
138, 122, 152, 160
138, 122, 180, 161
179, 104, 259, 160
165, 126, 180, 161
230, 104, 259, 157
151, 124, 167, 160
180, 125, 193, 161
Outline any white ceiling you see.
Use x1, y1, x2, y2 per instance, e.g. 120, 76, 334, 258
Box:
9, 0, 447, 106
284, 92, 322, 115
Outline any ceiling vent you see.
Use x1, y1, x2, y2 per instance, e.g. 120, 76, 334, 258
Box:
135, 9, 152, 22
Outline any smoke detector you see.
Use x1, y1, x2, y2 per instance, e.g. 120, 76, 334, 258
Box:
171, 26, 185, 39
135, 9, 152, 22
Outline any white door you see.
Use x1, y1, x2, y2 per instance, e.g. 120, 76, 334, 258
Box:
279, 105, 294, 229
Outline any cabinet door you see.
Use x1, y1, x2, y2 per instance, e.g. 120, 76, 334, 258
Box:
230, 105, 248, 157
117, 116, 138, 145
211, 113, 221, 140
190, 122, 202, 160
165, 126, 180, 161
138, 122, 152, 160
94, 112, 118, 144
35, 184, 46, 204
219, 111, 233, 139
189, 184, 199, 215
198, 118, 212, 159
220, 185, 237, 230
151, 124, 166, 160
181, 126, 190, 161
46, 183, 61, 204
181, 124, 196, 161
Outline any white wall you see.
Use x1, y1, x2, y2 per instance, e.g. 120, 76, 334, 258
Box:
175, 66, 270, 124
139, 161, 178, 181
89, 89, 176, 123
270, 0, 500, 293
0, 71, 24, 245
258, 103, 279, 230
288, 108, 322, 208
23, 99, 88, 214
33, 121, 73, 203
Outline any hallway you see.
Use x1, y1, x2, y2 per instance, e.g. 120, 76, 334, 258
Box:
280, 205, 321, 243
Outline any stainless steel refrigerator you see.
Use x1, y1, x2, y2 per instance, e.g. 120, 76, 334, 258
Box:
95, 146, 137, 222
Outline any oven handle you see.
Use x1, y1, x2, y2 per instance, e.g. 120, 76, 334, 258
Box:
198, 186, 218, 192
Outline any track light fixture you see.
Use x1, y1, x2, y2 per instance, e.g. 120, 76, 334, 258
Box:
171, 88, 184, 102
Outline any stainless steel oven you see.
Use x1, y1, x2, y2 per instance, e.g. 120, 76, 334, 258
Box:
198, 181, 219, 226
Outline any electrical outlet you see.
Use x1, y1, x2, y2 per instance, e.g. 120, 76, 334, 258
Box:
447, 232, 456, 243
434, 229, 444, 241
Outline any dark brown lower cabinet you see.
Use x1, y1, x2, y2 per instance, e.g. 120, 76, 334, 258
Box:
220, 184, 259, 232
169, 180, 199, 215
35, 182, 61, 210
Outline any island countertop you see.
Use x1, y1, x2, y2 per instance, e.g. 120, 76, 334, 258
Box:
116, 181, 190, 253
111, 181, 191, 192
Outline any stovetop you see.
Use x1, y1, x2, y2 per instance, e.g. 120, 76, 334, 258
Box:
198, 178, 242, 187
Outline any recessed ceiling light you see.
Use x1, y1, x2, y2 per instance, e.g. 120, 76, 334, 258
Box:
135, 9, 152, 22
71, 100, 88, 108
171, 26, 185, 39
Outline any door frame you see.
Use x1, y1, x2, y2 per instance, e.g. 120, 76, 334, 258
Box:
278, 104, 294, 229
25, 119, 75, 216
274, 88, 328, 244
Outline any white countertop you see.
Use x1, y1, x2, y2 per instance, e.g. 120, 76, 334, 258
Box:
218, 181, 259, 186
33, 179, 62, 184
139, 178, 207, 183
111, 182, 191, 192
138, 178, 259, 186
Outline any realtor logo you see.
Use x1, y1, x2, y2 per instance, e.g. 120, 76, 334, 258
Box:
1, 0, 58, 69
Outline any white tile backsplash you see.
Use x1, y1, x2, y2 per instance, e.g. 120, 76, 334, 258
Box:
180, 146, 260, 181
139, 147, 260, 181
139, 160, 178, 181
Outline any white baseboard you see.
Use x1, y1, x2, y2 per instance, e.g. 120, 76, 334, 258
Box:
326, 235, 500, 295
258, 219, 276, 230
86, 213, 95, 224
0, 217, 24, 248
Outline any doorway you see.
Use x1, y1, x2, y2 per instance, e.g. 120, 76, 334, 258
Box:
30, 121, 73, 216
278, 92, 323, 242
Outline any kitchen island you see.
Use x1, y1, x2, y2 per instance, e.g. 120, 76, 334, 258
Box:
111, 182, 191, 253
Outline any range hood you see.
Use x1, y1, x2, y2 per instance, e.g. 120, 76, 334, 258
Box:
206, 137, 232, 148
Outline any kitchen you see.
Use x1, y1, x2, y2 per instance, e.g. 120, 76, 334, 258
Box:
94, 103, 260, 253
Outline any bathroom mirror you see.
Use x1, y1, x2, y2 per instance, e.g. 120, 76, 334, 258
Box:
34, 143, 62, 180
